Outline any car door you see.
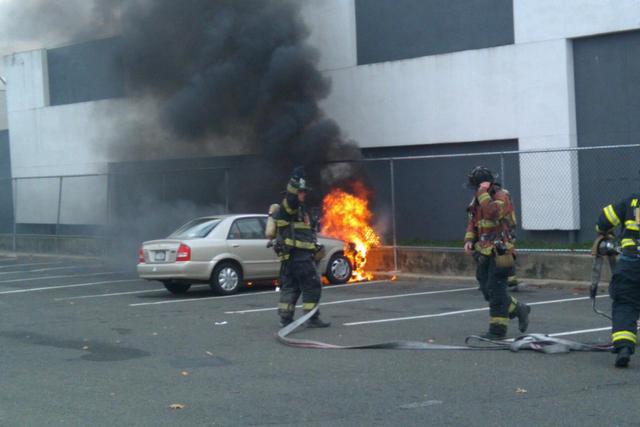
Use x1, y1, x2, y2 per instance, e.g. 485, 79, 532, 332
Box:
227, 217, 278, 279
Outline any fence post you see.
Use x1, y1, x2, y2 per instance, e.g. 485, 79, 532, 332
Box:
106, 174, 112, 227
389, 159, 398, 272
500, 152, 506, 187
55, 176, 63, 254
12, 178, 17, 253
224, 168, 230, 213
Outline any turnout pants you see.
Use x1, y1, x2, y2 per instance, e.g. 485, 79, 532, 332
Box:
609, 256, 640, 353
278, 259, 322, 321
475, 253, 519, 334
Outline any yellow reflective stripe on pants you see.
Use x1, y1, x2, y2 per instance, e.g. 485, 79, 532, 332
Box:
604, 205, 621, 226
278, 303, 294, 312
621, 238, 636, 248
508, 297, 517, 314
490, 316, 509, 326
284, 238, 316, 250
612, 330, 637, 344
303, 303, 317, 310
625, 220, 640, 231
293, 222, 311, 230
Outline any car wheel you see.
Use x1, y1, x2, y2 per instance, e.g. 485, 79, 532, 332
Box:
326, 253, 352, 284
162, 281, 191, 294
210, 262, 243, 295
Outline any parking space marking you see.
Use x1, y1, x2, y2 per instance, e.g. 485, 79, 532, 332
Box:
0, 279, 139, 295
55, 284, 209, 301
129, 290, 277, 306
56, 289, 166, 300
128, 280, 393, 307
0, 265, 101, 276
224, 287, 477, 314
548, 326, 611, 337
0, 261, 61, 270
0, 271, 126, 284
344, 295, 608, 326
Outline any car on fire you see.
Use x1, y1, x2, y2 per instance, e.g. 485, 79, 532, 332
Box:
137, 214, 353, 295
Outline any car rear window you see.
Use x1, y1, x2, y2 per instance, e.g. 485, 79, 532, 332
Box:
169, 218, 222, 239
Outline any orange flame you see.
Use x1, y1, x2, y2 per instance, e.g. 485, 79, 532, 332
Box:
321, 182, 380, 282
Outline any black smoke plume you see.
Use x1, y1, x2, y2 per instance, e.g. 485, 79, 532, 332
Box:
2, 0, 366, 260
117, 0, 361, 199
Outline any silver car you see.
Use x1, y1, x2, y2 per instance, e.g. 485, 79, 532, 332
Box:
137, 214, 353, 295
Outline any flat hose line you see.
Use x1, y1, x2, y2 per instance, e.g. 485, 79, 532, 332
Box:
276, 307, 613, 354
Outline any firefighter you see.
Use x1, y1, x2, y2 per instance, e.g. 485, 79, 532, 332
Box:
463, 166, 531, 339
596, 194, 640, 367
275, 167, 330, 328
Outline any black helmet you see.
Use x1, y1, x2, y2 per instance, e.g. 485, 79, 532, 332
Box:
467, 166, 495, 188
289, 166, 310, 192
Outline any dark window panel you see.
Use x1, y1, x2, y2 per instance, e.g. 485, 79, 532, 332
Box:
355, 0, 514, 65
48, 37, 125, 106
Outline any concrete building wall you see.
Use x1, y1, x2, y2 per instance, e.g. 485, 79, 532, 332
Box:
3, 0, 640, 240
514, 0, 640, 44
300, 0, 357, 71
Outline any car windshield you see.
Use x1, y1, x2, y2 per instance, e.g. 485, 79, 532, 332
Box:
169, 218, 222, 239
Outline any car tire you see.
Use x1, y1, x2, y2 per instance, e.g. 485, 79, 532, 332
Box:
210, 262, 243, 295
326, 253, 352, 284
162, 281, 191, 294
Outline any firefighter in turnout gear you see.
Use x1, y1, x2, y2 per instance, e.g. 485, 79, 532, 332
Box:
464, 166, 531, 339
275, 167, 330, 329
596, 195, 640, 367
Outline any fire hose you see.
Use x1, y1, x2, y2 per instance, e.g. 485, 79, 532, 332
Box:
276, 307, 612, 353
590, 236, 618, 321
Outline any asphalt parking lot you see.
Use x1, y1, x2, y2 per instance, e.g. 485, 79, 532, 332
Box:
0, 255, 639, 427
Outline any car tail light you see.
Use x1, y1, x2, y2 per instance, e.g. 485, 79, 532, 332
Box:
176, 244, 191, 262
138, 247, 145, 264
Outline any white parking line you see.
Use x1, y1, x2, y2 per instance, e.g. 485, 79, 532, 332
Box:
129, 290, 277, 306
224, 287, 478, 314
0, 279, 138, 295
129, 279, 393, 307
56, 289, 166, 300
0, 261, 60, 270
343, 295, 608, 326
0, 265, 100, 276
548, 326, 611, 337
55, 284, 209, 301
0, 271, 126, 284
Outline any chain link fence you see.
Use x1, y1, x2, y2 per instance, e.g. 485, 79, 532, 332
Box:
1, 144, 639, 256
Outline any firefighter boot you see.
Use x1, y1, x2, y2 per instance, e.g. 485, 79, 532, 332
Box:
279, 316, 293, 328
515, 303, 531, 333
305, 315, 331, 328
615, 346, 632, 368
482, 323, 507, 340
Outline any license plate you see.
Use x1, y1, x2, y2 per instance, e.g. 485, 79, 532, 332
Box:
154, 251, 166, 261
